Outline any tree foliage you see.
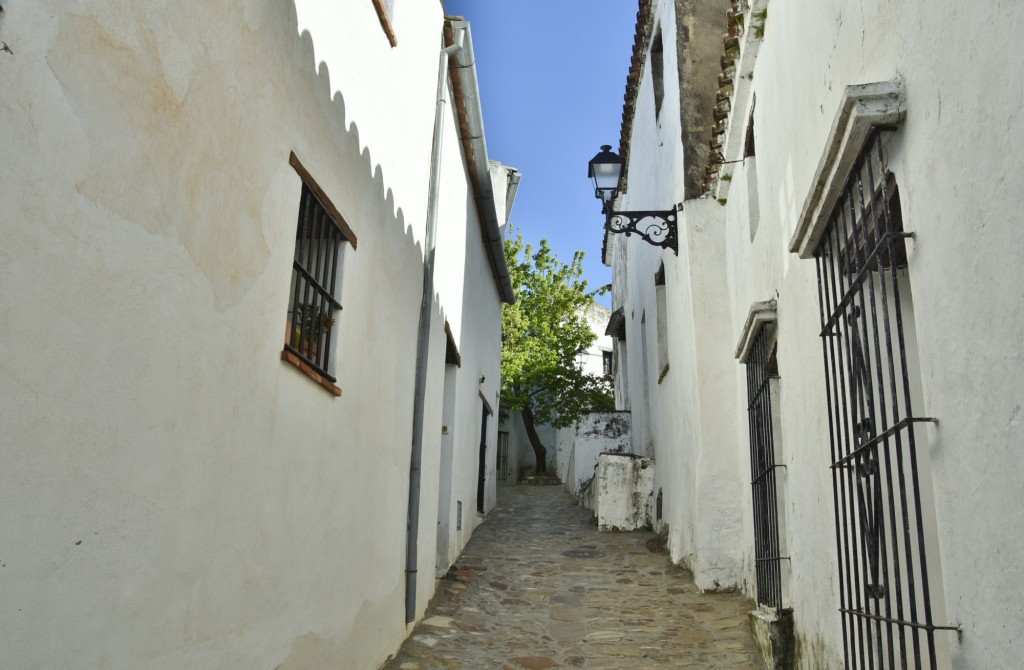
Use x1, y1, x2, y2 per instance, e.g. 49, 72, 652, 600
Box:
500, 231, 614, 438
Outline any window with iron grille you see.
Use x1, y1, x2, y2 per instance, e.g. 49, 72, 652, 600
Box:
743, 319, 787, 612
813, 129, 954, 668
282, 154, 355, 395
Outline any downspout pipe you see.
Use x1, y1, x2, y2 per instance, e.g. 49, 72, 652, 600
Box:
405, 26, 464, 624
505, 169, 522, 224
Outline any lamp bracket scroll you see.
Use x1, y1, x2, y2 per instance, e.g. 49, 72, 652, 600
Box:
604, 205, 679, 253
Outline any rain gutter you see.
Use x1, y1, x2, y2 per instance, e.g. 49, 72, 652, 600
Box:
445, 18, 516, 305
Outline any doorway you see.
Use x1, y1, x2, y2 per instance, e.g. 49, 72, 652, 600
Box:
477, 404, 488, 513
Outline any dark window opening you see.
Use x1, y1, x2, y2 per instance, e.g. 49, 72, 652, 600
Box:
834, 172, 905, 277
602, 350, 613, 376
651, 27, 665, 120
477, 406, 489, 513
655, 262, 669, 375
744, 103, 756, 158
497, 431, 510, 482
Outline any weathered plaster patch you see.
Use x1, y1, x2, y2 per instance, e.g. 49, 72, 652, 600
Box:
594, 454, 654, 531
749, 608, 795, 669
48, 12, 280, 310
275, 632, 345, 670
276, 595, 404, 670
792, 630, 841, 670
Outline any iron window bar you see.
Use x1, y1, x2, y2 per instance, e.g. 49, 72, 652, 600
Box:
830, 417, 938, 470
819, 231, 915, 338
290, 261, 343, 310
839, 609, 961, 634
750, 463, 787, 482
814, 128, 955, 669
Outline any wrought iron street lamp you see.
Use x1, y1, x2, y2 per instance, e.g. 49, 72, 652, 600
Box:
588, 145, 678, 253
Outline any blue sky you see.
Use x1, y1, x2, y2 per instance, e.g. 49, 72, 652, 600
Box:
445, 1, 640, 305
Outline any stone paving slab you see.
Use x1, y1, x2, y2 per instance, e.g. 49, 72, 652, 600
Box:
383, 485, 764, 669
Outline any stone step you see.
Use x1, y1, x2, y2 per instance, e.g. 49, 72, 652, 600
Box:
521, 475, 562, 487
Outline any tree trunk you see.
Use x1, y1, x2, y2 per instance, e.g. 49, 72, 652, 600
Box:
520, 405, 547, 475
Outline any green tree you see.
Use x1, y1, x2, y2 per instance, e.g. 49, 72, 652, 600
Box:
501, 231, 614, 475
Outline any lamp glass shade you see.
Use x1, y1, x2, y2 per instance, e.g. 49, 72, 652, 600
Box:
588, 145, 623, 205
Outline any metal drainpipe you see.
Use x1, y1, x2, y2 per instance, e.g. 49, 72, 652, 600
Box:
406, 26, 464, 624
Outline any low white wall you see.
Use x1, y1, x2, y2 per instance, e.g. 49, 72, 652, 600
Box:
594, 454, 655, 532
565, 412, 632, 496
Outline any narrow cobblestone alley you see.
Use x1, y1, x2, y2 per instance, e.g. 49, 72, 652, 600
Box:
383, 486, 763, 669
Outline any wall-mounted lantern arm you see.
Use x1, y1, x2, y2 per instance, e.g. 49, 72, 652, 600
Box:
587, 145, 679, 254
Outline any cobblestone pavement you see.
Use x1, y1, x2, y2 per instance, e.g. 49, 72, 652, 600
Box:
383, 485, 763, 669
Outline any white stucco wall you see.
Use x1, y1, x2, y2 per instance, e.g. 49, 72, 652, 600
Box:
0, 2, 507, 668
564, 412, 632, 497
610, 0, 1024, 667
609, 0, 747, 593
722, 2, 1024, 666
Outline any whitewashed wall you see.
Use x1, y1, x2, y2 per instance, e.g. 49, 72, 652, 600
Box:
719, 1, 1024, 667
610, 0, 1024, 667
609, 0, 748, 593
0, 2, 506, 668
434, 161, 509, 570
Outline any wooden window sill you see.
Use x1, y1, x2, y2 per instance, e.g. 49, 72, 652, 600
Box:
281, 350, 342, 397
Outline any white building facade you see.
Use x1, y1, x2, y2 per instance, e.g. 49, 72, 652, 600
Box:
604, 0, 1024, 668
0, 2, 515, 668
